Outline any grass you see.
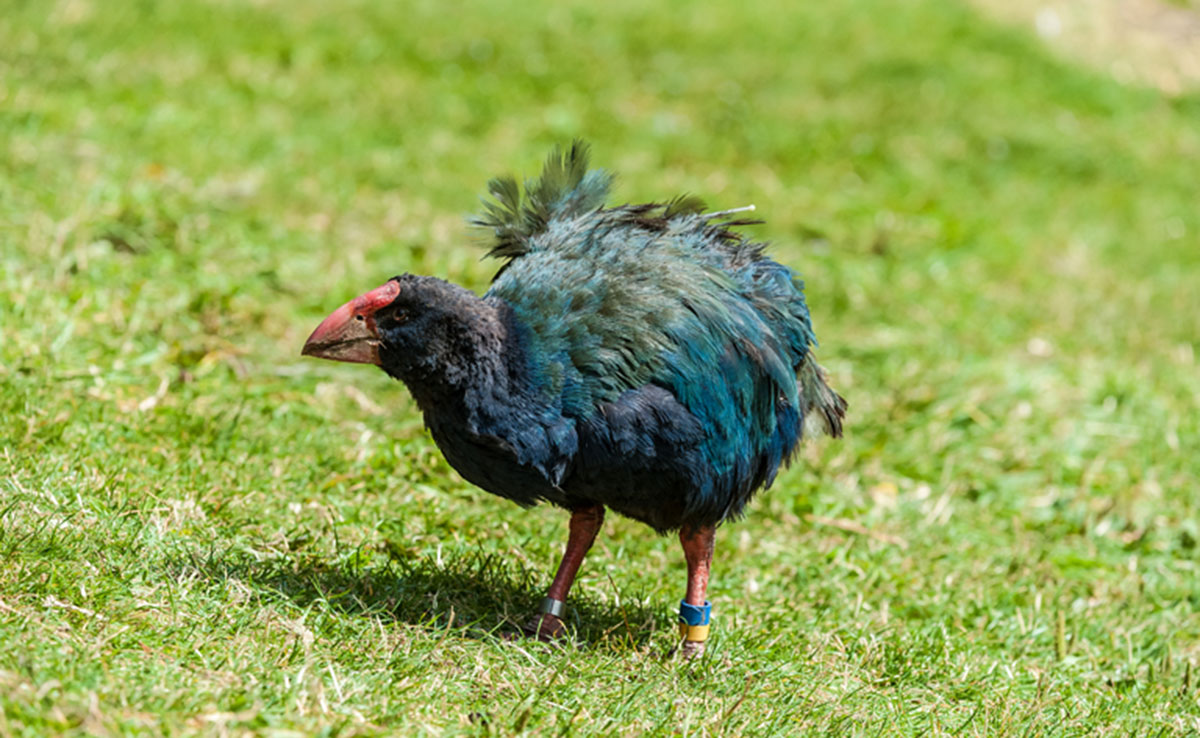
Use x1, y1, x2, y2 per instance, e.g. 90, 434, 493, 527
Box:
2, 0, 1199, 734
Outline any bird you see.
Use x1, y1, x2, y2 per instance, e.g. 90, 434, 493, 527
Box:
302, 142, 846, 656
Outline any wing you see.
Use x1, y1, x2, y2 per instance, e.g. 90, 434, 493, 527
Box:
477, 143, 843, 524
487, 212, 813, 519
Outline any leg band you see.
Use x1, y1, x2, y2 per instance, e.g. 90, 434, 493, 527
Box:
539, 597, 566, 619
678, 600, 712, 642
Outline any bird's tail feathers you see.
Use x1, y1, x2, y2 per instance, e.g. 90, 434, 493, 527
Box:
799, 355, 847, 439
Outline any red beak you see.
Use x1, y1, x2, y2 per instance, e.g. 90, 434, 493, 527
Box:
301, 280, 400, 365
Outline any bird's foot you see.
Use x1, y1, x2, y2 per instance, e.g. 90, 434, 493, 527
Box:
520, 612, 569, 642
679, 639, 706, 660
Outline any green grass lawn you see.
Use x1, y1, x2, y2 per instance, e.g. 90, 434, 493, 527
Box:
3, 0, 1199, 734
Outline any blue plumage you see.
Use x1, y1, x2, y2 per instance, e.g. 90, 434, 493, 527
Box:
358, 142, 846, 532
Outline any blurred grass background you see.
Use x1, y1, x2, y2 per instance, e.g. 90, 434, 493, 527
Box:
2, 0, 1199, 734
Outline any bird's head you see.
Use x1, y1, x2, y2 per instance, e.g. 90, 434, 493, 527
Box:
302, 274, 501, 390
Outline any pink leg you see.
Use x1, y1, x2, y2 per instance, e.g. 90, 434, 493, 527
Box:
679, 523, 716, 657
527, 504, 605, 640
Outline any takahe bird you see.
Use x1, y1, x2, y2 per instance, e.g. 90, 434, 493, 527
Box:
302, 142, 846, 655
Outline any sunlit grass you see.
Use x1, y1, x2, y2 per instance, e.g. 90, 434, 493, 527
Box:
2, 0, 1199, 734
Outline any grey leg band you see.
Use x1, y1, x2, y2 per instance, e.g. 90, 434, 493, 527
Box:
538, 597, 566, 619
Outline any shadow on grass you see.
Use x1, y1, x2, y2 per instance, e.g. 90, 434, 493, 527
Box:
170, 543, 664, 649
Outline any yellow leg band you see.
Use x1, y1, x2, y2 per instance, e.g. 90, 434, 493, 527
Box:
678, 623, 710, 642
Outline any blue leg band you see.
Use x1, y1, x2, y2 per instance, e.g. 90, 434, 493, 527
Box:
678, 600, 712, 626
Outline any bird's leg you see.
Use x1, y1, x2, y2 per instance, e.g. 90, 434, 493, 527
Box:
526, 504, 605, 641
678, 523, 716, 658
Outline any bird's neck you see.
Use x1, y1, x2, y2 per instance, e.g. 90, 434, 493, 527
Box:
400, 300, 575, 492
385, 299, 533, 424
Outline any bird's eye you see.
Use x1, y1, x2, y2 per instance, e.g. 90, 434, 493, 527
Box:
391, 312, 409, 326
